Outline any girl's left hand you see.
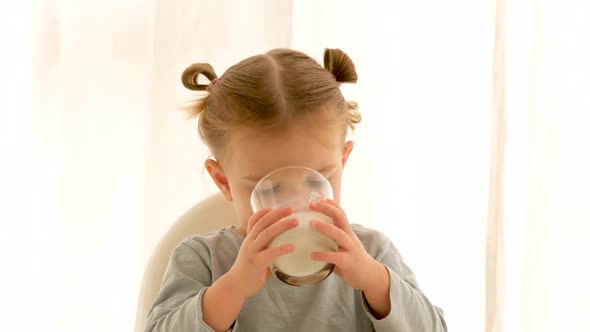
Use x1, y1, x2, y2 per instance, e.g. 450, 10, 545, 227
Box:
309, 199, 387, 291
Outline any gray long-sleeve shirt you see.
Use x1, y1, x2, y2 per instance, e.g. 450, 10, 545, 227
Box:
146, 224, 447, 332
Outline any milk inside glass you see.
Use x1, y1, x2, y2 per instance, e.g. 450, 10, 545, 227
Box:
269, 211, 337, 277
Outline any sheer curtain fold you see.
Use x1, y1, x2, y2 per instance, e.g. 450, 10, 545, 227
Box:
487, 0, 507, 331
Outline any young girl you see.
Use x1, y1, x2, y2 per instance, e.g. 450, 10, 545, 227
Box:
146, 48, 447, 331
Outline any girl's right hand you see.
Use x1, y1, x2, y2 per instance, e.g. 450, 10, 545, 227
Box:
227, 207, 298, 299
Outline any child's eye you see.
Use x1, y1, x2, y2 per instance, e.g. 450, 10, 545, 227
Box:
259, 185, 280, 196
306, 178, 324, 187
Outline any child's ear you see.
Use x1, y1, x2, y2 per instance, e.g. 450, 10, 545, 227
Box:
205, 159, 233, 201
341, 141, 354, 168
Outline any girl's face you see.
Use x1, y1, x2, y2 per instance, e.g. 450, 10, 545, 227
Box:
206, 107, 354, 233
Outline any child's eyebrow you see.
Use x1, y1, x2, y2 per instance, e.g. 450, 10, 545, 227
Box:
243, 175, 263, 182
317, 164, 338, 174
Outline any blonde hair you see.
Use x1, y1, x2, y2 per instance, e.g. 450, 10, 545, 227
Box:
181, 48, 360, 159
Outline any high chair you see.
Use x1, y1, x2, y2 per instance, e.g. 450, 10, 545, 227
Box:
134, 193, 237, 332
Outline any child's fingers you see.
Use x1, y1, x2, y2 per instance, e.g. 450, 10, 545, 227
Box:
249, 207, 293, 239
253, 218, 298, 252
324, 199, 342, 209
309, 220, 352, 250
309, 201, 352, 234
247, 208, 272, 234
310, 251, 345, 267
259, 244, 295, 265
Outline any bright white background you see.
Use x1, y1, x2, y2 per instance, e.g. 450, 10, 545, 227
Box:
0, 0, 588, 331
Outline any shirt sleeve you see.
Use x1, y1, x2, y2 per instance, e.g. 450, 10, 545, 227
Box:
145, 239, 232, 332
361, 236, 448, 332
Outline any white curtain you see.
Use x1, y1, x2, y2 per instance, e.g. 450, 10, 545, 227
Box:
2, 0, 588, 331
503, 0, 590, 331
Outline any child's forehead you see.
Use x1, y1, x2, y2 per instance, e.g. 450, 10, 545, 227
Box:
225, 122, 342, 175
230, 120, 341, 149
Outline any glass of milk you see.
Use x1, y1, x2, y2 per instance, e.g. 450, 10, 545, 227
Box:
250, 166, 337, 286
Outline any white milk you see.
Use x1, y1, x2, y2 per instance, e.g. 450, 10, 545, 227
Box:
269, 211, 338, 277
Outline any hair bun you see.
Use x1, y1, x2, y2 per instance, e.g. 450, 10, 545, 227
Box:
181, 63, 218, 91
323, 48, 358, 83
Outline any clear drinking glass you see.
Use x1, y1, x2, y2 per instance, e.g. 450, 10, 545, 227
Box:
250, 166, 337, 286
